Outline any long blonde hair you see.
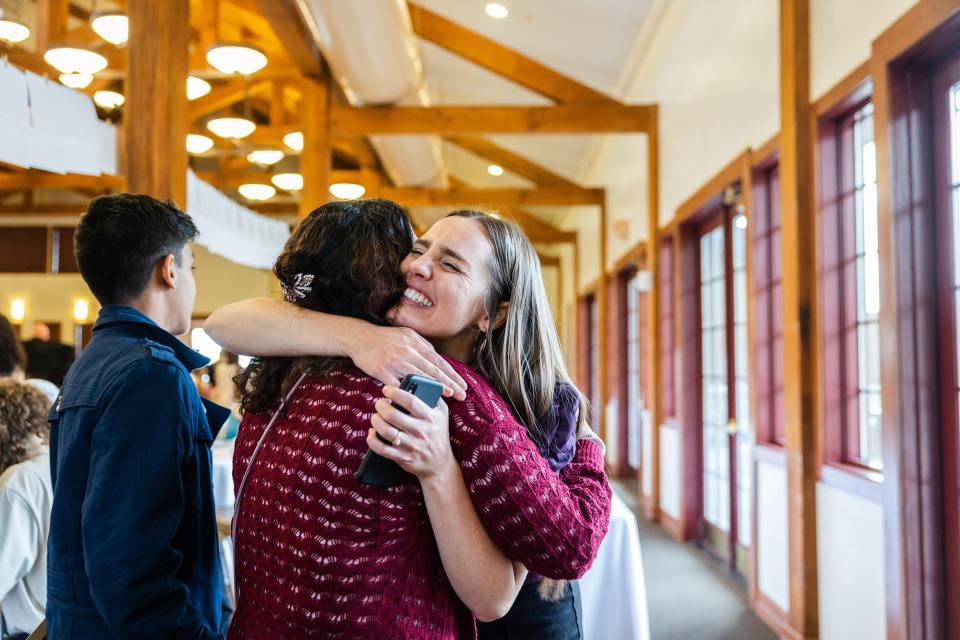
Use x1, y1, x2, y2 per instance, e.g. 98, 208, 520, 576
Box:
447, 210, 589, 601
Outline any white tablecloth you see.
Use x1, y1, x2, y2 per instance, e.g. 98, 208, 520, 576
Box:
579, 492, 651, 640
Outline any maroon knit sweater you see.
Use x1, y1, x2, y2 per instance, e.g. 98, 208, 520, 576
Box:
228, 359, 611, 640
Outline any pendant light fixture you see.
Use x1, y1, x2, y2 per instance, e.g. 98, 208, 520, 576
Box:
90, 10, 128, 46
186, 134, 215, 155
271, 173, 303, 192
207, 116, 256, 139
44, 47, 109, 75
94, 90, 125, 110
0, 6, 30, 44
238, 183, 276, 201
247, 149, 284, 166
59, 73, 94, 89
283, 131, 304, 152
206, 43, 268, 76
187, 76, 212, 101
329, 183, 366, 200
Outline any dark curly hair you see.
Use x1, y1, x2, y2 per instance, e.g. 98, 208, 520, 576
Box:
236, 198, 414, 414
0, 379, 51, 472
0, 314, 26, 377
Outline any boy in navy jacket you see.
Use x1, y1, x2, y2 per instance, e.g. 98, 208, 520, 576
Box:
47, 194, 229, 639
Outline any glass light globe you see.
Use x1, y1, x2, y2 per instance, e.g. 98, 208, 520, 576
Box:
90, 12, 128, 46
206, 43, 267, 75
0, 19, 30, 44
93, 90, 125, 109
238, 183, 276, 201
59, 73, 94, 89
271, 173, 303, 191
329, 183, 366, 200
186, 134, 214, 154
247, 149, 284, 166
44, 47, 108, 74
206, 117, 256, 139
187, 76, 212, 101
283, 131, 304, 152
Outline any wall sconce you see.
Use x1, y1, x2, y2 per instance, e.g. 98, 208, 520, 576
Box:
10, 299, 25, 322
612, 216, 630, 240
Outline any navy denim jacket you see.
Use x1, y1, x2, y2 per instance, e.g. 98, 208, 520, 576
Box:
46, 306, 230, 640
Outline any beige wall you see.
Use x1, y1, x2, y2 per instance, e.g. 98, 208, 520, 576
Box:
0, 245, 274, 343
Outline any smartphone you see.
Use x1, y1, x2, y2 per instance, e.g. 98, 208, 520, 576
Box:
355, 374, 445, 487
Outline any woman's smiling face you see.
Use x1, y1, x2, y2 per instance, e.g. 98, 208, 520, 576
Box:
391, 216, 496, 361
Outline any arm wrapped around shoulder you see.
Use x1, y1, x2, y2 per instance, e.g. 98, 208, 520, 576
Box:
448, 388, 612, 580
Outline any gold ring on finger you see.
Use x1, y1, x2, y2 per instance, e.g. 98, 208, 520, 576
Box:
392, 431, 403, 447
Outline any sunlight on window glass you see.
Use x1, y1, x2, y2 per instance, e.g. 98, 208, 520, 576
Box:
863, 141, 876, 184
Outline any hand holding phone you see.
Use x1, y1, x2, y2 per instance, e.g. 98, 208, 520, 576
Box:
355, 374, 444, 487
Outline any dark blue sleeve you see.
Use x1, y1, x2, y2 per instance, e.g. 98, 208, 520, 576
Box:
81, 359, 217, 639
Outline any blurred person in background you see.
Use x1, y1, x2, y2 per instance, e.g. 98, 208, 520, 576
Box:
0, 315, 26, 381
0, 380, 53, 640
21, 322, 74, 387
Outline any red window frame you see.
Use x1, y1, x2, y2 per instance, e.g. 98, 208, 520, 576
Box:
817, 85, 884, 473
659, 238, 676, 420
750, 159, 785, 446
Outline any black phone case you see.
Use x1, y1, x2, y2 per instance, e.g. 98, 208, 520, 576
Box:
355, 374, 444, 487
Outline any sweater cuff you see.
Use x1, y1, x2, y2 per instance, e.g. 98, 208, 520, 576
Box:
575, 439, 606, 470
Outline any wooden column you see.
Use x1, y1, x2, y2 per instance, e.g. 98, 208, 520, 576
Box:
644, 109, 662, 520
299, 76, 331, 219
125, 0, 190, 204
779, 0, 819, 637
35, 0, 69, 53
597, 200, 608, 442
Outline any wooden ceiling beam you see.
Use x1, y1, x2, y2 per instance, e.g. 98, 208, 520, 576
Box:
407, 2, 615, 105
189, 79, 272, 122
380, 186, 604, 207
251, 0, 326, 79
0, 172, 125, 191
330, 104, 655, 135
445, 135, 575, 186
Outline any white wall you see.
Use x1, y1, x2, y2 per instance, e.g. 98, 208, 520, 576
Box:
756, 459, 790, 612
810, 0, 919, 100
816, 483, 887, 640
659, 422, 680, 519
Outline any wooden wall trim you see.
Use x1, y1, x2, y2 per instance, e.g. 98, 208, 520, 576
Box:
675, 149, 752, 224
811, 60, 872, 116
753, 135, 780, 167
644, 108, 663, 520
779, 1, 820, 637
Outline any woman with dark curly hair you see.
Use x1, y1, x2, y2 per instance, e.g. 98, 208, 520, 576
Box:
0, 379, 53, 638
0, 314, 26, 380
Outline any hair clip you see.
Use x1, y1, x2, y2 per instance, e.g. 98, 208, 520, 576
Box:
281, 272, 314, 302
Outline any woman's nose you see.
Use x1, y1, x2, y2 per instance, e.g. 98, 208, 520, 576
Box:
407, 253, 432, 278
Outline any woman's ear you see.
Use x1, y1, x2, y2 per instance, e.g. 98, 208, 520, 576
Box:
478, 302, 509, 332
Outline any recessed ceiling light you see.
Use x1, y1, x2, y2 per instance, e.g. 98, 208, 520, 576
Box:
187, 76, 212, 101
487, 164, 504, 176
206, 43, 268, 75
329, 183, 366, 200
271, 173, 303, 191
206, 116, 256, 139
283, 131, 304, 152
90, 11, 128, 46
238, 183, 276, 201
93, 90, 125, 109
247, 149, 284, 166
186, 134, 215, 154
485, 3, 509, 19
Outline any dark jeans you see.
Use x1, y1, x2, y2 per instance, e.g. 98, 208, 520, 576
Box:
477, 580, 583, 640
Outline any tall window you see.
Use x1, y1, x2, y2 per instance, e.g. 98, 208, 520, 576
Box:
626, 271, 643, 469
751, 163, 785, 446
948, 82, 960, 429
589, 294, 600, 430
849, 104, 883, 468
820, 98, 883, 471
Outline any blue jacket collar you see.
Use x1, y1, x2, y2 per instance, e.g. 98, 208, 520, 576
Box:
93, 305, 210, 372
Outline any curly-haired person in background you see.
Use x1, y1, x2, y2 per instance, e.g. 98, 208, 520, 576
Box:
0, 379, 53, 640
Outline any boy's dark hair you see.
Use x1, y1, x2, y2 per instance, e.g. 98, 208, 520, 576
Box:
237, 198, 414, 414
74, 193, 199, 305
0, 314, 26, 376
